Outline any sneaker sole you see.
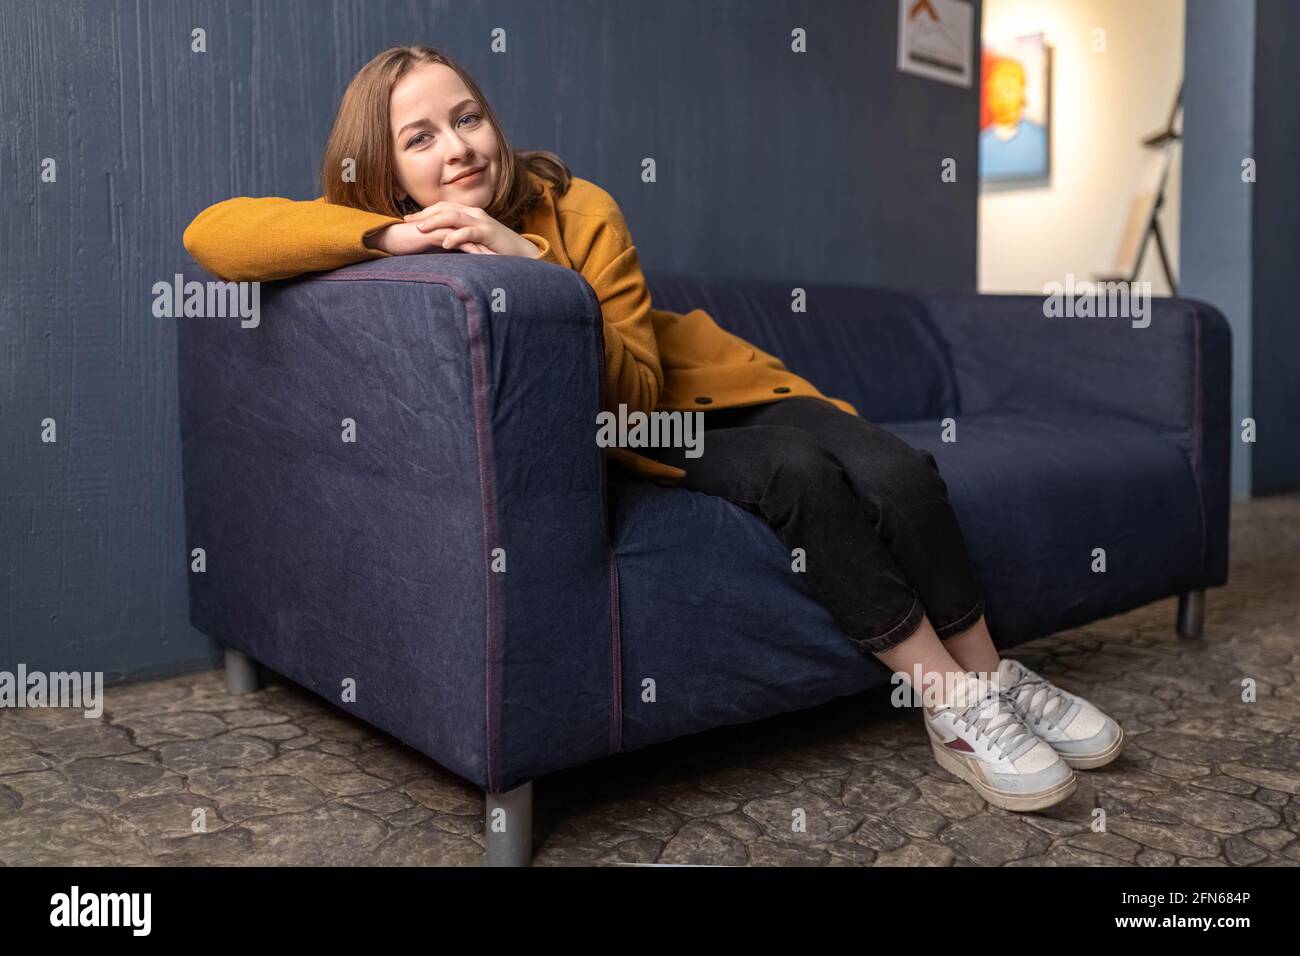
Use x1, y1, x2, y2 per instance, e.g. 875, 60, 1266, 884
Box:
1056, 723, 1126, 770
926, 727, 1077, 812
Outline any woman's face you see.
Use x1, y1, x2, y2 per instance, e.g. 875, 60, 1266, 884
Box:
389, 63, 499, 210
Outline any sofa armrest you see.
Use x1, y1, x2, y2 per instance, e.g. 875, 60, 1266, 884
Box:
921, 292, 1232, 586
177, 254, 621, 792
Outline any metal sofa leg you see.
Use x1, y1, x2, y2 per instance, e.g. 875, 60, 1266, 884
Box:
484, 780, 533, 866
1176, 589, 1205, 639
224, 647, 260, 695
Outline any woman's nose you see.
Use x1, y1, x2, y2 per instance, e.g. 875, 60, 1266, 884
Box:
444, 131, 472, 161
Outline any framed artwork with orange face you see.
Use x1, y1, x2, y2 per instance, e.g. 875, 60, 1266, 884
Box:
979, 34, 1052, 184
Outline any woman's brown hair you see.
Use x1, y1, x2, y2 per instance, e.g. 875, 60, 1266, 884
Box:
319, 45, 570, 229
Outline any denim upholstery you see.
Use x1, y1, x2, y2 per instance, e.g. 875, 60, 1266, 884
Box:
177, 255, 1231, 792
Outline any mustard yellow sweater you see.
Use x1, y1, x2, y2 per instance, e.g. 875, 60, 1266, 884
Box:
182, 171, 858, 483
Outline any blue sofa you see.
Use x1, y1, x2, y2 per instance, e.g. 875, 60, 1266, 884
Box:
175, 254, 1231, 865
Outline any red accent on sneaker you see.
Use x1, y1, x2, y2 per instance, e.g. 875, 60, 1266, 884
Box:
944, 737, 975, 753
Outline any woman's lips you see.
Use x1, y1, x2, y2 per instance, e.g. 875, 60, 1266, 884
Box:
450, 167, 484, 185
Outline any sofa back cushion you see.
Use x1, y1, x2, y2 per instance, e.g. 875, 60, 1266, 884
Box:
645, 272, 956, 422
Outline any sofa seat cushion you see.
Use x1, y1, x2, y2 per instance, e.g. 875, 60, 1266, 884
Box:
884, 412, 1205, 640
607, 411, 1203, 753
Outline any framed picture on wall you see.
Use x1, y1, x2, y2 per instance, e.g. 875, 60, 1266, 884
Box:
897, 0, 975, 87
979, 33, 1052, 185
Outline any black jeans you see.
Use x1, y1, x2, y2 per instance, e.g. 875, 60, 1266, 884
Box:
642, 396, 985, 655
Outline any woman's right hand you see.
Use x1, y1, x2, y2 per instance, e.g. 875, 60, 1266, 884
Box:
365, 222, 497, 255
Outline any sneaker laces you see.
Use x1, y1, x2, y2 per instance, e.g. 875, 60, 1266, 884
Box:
943, 676, 1038, 761
1001, 663, 1077, 734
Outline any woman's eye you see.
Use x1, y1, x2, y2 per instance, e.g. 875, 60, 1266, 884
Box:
408, 115, 477, 148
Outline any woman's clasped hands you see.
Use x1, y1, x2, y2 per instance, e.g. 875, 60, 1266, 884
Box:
365, 201, 541, 258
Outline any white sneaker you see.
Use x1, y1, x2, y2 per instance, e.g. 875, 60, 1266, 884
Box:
994, 658, 1125, 770
922, 671, 1077, 812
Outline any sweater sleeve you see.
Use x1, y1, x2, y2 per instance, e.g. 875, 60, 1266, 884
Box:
181, 196, 404, 282
570, 199, 664, 418
517, 231, 564, 266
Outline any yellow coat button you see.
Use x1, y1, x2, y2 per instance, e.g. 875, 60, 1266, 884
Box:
773, 386, 791, 394
694, 396, 712, 404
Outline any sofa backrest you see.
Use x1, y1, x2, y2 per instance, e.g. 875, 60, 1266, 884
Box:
645, 272, 957, 423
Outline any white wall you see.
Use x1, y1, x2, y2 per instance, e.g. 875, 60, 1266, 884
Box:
979, 0, 1184, 294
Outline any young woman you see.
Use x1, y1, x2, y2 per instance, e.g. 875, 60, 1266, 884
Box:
183, 44, 1124, 813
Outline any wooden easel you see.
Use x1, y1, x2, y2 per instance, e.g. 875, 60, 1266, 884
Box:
1096, 83, 1182, 294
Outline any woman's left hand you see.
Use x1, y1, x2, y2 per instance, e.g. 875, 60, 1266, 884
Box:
403, 201, 539, 258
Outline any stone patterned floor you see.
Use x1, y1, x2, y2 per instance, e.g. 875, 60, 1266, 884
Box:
2, 494, 1298, 866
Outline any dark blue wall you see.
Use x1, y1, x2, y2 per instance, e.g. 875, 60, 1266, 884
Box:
1181, 0, 1255, 499
1, 0, 981, 682
1182, 0, 1300, 498
1250, 0, 1300, 496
